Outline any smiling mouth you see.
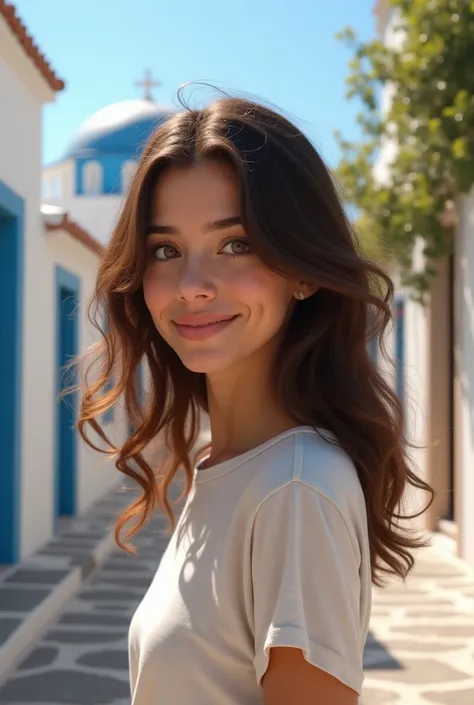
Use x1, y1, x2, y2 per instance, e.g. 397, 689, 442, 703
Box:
175, 316, 237, 328
172, 315, 239, 341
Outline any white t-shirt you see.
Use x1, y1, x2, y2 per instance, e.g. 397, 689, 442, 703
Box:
128, 426, 372, 704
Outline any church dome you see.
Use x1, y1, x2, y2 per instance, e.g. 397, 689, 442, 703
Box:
64, 99, 176, 159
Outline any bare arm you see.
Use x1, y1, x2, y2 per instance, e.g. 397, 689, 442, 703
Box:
252, 482, 367, 700
263, 647, 359, 705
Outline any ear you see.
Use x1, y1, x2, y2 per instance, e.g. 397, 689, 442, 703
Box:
293, 281, 319, 301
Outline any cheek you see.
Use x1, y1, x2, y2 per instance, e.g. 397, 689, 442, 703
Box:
143, 269, 173, 318
230, 264, 293, 317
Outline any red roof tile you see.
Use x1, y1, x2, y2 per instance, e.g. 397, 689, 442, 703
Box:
45, 213, 103, 255
0, 1, 65, 92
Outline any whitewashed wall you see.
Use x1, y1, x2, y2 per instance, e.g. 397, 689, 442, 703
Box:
377, 290, 429, 531
42, 172, 124, 247
0, 18, 56, 559
456, 190, 474, 566
402, 297, 429, 527
42, 161, 75, 202
0, 17, 127, 560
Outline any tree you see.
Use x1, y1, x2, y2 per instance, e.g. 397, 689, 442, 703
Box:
335, 0, 474, 297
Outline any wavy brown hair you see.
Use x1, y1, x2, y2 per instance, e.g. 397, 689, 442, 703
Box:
78, 94, 433, 586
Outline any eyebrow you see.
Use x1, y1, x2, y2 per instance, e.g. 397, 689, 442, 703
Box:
146, 216, 242, 236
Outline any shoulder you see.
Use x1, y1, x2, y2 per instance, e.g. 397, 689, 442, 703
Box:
248, 430, 371, 695
243, 428, 368, 542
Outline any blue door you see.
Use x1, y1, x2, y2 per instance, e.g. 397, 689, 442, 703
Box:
0, 181, 24, 564
55, 267, 80, 519
394, 299, 405, 402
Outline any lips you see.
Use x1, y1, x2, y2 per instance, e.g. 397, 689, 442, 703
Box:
173, 314, 238, 327
171, 314, 240, 341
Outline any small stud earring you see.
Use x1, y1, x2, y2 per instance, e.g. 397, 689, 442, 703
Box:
296, 291, 305, 300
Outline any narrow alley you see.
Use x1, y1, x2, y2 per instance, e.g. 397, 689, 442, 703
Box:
0, 486, 473, 704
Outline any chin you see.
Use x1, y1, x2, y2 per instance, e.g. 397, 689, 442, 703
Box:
176, 349, 235, 375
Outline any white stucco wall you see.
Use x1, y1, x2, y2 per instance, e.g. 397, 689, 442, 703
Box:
0, 17, 127, 560
0, 25, 59, 559
43, 191, 124, 247
402, 297, 429, 527
378, 291, 429, 531
42, 161, 75, 201
456, 190, 474, 566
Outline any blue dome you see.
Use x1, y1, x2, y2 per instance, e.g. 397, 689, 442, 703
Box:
64, 99, 176, 159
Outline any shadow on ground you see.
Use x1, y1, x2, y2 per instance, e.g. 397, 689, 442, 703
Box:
364, 631, 402, 671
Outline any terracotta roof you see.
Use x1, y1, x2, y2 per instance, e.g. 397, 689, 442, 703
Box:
45, 213, 103, 255
0, 1, 65, 92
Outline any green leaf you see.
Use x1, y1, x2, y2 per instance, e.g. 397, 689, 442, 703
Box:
335, 0, 474, 298
452, 137, 467, 159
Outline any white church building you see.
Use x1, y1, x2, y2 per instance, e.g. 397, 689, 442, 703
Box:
0, 2, 173, 566
42, 88, 174, 247
374, 0, 474, 568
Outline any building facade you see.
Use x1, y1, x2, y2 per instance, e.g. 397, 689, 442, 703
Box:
374, 0, 474, 566
0, 2, 171, 565
42, 97, 175, 245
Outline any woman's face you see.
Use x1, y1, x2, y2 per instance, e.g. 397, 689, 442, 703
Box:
143, 160, 299, 375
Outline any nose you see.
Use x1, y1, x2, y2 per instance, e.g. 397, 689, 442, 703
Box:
177, 258, 216, 302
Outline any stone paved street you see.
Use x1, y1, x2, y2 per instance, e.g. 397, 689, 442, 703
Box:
0, 504, 169, 705
0, 488, 473, 704
362, 540, 474, 704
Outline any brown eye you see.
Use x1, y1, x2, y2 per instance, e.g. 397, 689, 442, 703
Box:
220, 238, 251, 256
154, 244, 179, 261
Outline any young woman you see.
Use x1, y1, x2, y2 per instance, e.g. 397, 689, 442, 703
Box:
78, 96, 432, 704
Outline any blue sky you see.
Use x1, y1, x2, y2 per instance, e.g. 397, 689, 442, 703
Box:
14, 0, 377, 166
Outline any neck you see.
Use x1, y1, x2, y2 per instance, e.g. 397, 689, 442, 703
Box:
204, 343, 299, 466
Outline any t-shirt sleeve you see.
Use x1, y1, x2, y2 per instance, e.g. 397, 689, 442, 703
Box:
251, 480, 365, 695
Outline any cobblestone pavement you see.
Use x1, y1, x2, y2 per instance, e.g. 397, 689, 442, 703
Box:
362, 541, 474, 704
1, 491, 473, 704
0, 504, 168, 705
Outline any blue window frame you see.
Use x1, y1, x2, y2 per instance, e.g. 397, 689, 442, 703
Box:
394, 298, 405, 402
55, 266, 81, 519
0, 180, 24, 563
